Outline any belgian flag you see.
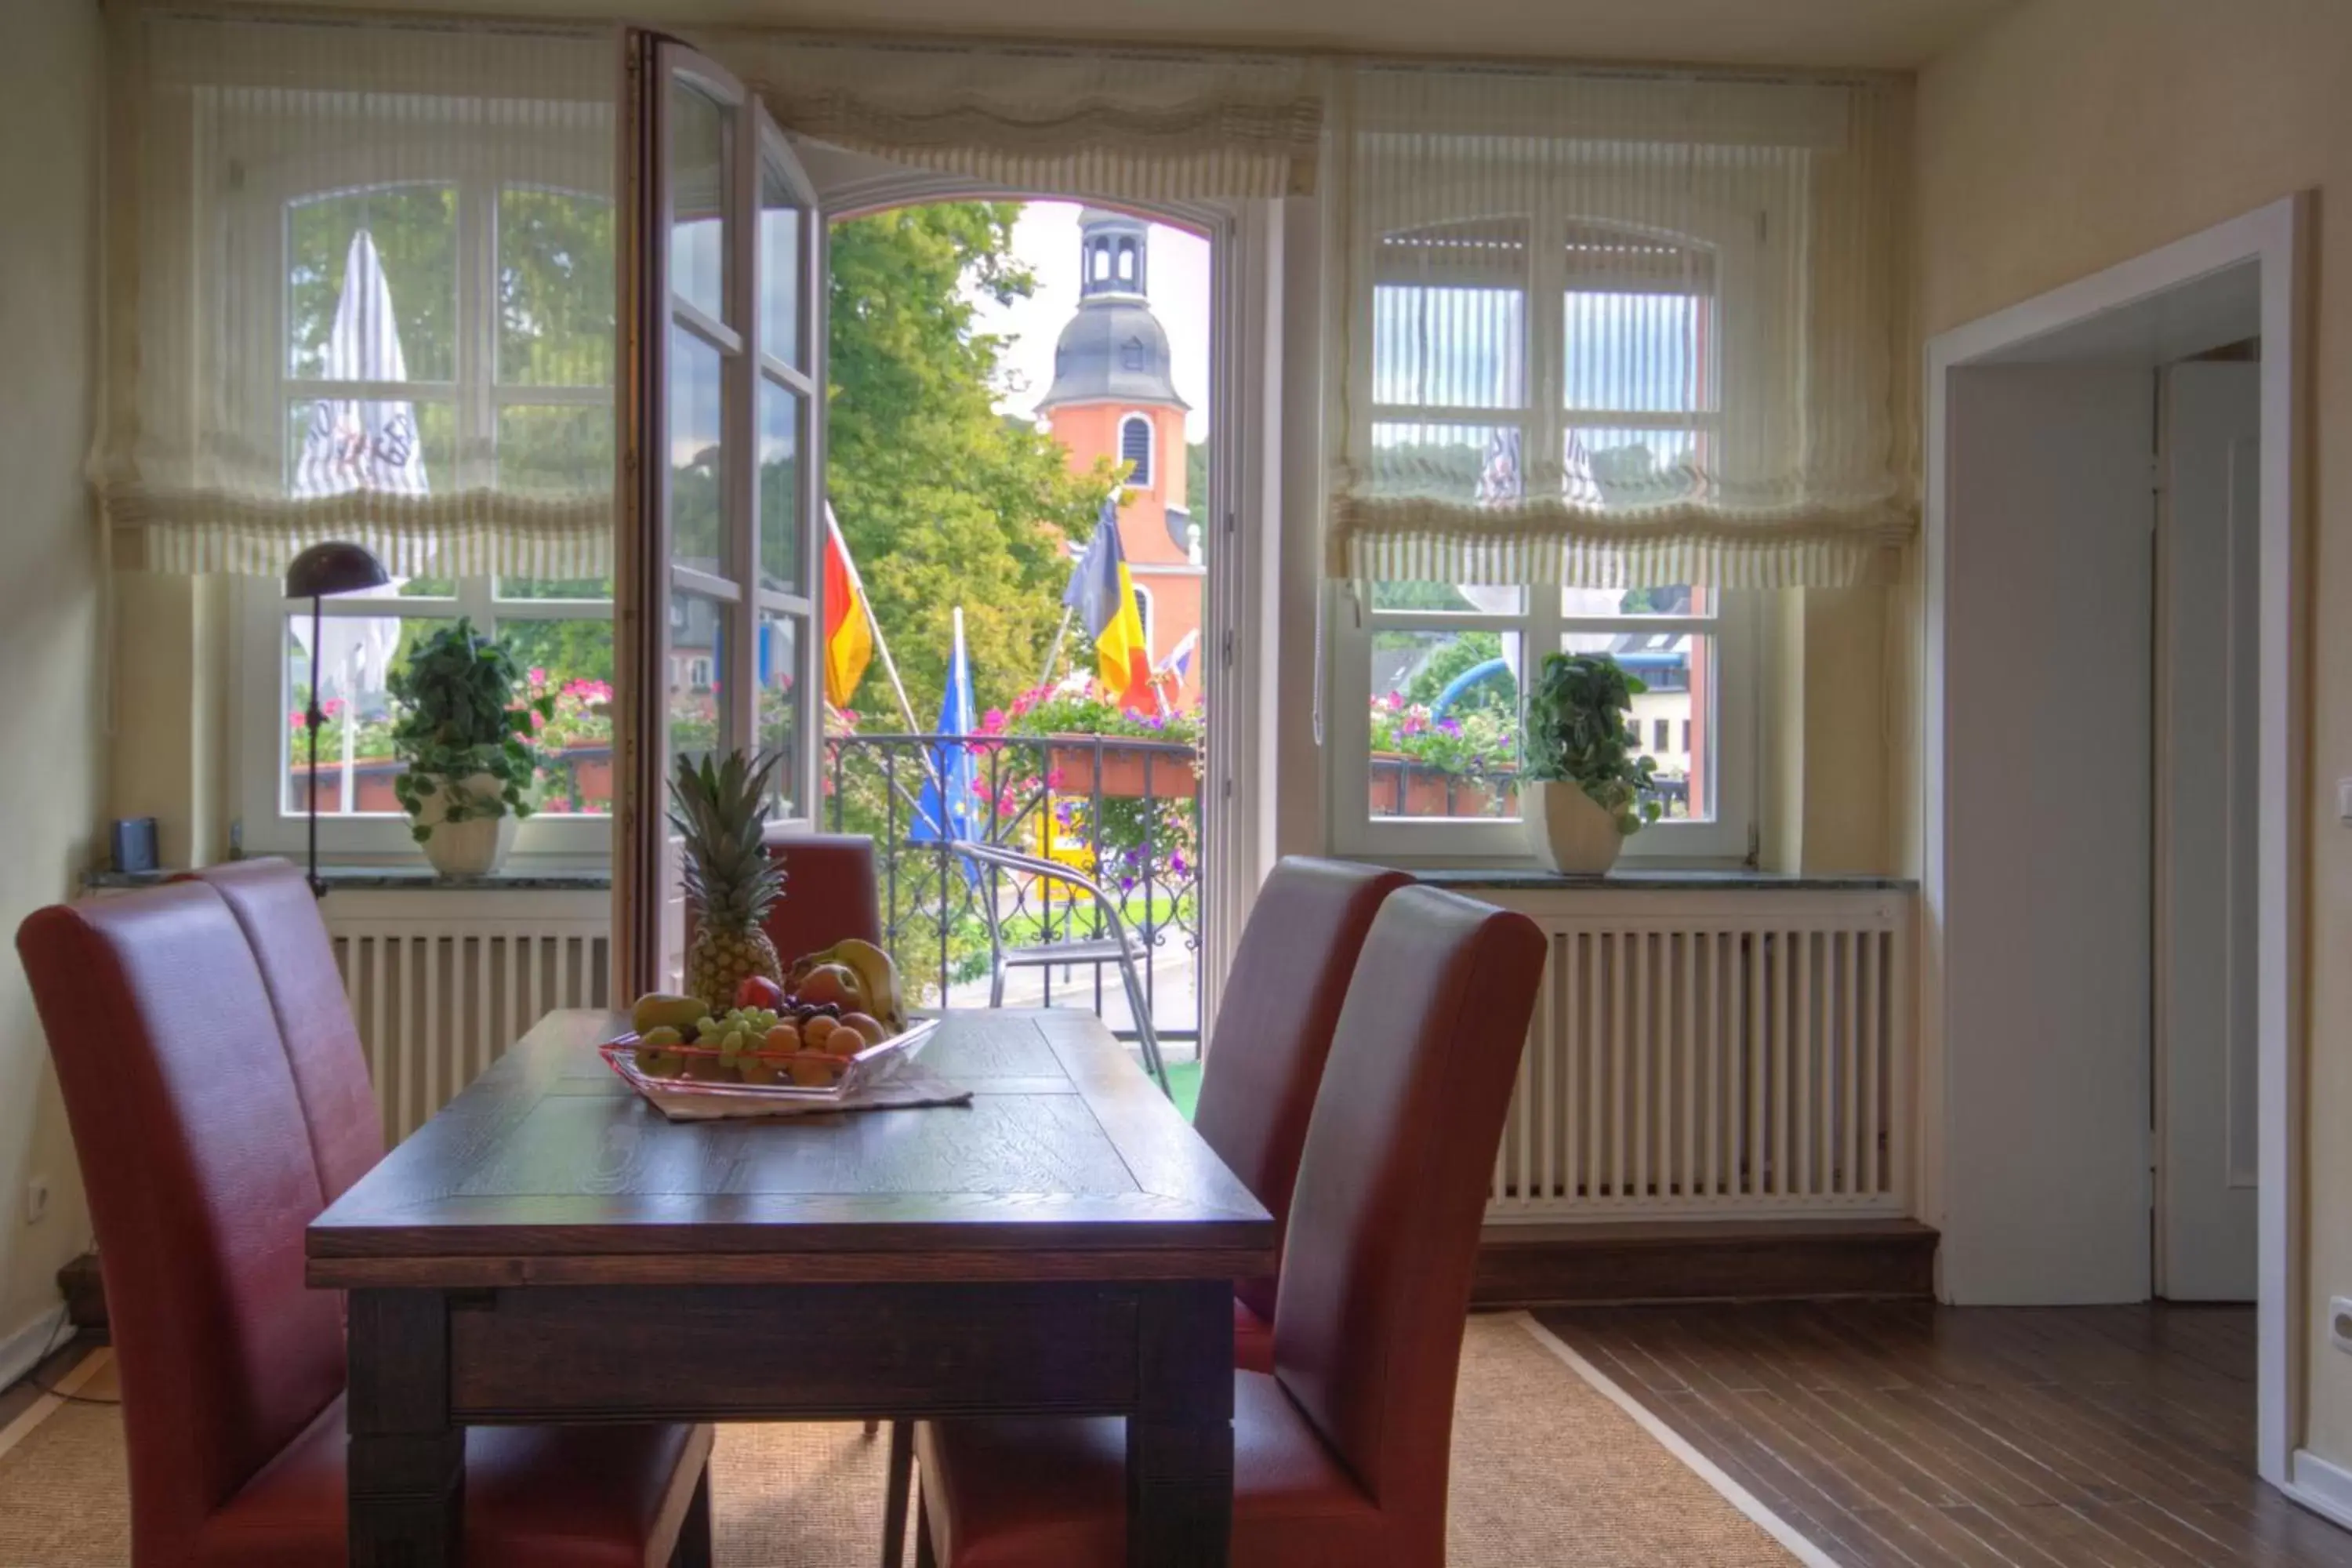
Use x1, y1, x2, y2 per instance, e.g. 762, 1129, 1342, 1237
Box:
1061, 496, 1153, 713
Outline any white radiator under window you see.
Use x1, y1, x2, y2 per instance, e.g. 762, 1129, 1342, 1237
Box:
1479, 887, 1914, 1221
321, 888, 611, 1145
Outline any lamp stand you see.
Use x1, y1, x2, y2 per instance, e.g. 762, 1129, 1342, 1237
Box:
306, 593, 326, 900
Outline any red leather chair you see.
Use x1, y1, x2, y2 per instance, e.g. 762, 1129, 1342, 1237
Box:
760, 830, 883, 969
908, 884, 1546, 1568
1194, 858, 1412, 1373
16, 878, 715, 1567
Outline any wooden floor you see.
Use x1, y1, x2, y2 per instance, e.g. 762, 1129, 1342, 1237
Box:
1540, 1301, 2352, 1568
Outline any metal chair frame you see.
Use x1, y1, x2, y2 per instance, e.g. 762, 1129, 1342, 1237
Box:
952, 838, 1171, 1097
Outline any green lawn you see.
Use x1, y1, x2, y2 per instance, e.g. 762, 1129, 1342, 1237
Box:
1163, 1058, 1202, 1121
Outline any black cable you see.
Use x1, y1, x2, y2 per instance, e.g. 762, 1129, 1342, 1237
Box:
15, 1311, 119, 1408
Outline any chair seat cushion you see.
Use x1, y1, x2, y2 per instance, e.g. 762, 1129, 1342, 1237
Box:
914, 1370, 1386, 1568
194, 1394, 710, 1568
1232, 1295, 1275, 1374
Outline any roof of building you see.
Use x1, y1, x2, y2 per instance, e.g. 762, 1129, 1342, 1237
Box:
1038, 209, 1188, 412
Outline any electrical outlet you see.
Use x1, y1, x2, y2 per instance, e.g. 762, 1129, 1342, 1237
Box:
23, 1176, 49, 1226
2332, 1298, 2352, 1355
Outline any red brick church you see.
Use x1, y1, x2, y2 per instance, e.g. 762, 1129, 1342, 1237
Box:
1038, 209, 1203, 710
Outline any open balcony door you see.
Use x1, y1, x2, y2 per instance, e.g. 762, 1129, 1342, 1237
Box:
615, 34, 826, 998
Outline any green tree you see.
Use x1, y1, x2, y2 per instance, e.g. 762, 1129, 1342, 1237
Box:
826, 204, 1112, 724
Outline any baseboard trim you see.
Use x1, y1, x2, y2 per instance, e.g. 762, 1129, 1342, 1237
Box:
2288, 1449, 2352, 1533
1474, 1218, 1939, 1307
0, 1304, 67, 1396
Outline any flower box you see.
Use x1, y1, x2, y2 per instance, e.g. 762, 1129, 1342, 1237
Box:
1044, 737, 1194, 801
1368, 754, 1517, 818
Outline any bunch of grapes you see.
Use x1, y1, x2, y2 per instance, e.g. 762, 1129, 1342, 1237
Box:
695, 1006, 782, 1064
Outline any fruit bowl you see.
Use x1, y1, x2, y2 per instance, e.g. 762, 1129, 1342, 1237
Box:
599, 1014, 941, 1112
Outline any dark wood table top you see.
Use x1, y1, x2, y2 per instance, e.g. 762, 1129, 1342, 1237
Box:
309, 1008, 1273, 1290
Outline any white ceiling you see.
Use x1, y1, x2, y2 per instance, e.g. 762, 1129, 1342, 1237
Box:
246, 0, 2020, 70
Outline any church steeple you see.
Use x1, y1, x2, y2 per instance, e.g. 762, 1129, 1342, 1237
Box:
1039, 209, 1187, 414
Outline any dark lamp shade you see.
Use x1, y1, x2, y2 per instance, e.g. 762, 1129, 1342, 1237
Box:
284, 541, 390, 600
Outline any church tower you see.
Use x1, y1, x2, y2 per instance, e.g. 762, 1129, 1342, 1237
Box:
1040, 209, 1203, 708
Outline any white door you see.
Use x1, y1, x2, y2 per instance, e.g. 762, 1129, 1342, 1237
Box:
1940, 364, 2154, 1305
615, 34, 826, 996
2155, 360, 2261, 1301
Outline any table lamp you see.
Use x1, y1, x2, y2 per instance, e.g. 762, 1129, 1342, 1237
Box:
285, 541, 390, 898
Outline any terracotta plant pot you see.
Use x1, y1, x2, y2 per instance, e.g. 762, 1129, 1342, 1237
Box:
411, 772, 519, 877
1524, 779, 1627, 875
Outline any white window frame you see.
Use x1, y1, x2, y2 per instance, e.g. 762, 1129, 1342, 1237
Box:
1330, 584, 1757, 862
233, 574, 615, 859
223, 113, 617, 862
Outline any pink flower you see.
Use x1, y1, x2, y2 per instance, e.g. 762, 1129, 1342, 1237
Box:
530, 710, 546, 729
322, 698, 347, 718
528, 667, 547, 684
289, 709, 306, 729
1045, 767, 1066, 790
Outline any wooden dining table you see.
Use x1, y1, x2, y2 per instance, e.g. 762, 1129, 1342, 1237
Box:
308, 1007, 1272, 1568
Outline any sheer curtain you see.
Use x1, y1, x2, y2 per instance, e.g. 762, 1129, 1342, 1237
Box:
101, 9, 618, 578
1325, 64, 1915, 589
699, 30, 1323, 202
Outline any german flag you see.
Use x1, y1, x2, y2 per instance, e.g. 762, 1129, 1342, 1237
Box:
1062, 496, 1153, 713
822, 508, 874, 709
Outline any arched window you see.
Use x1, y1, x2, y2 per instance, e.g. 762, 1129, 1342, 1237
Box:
1118, 239, 1135, 281
1131, 583, 1155, 655
1120, 414, 1153, 487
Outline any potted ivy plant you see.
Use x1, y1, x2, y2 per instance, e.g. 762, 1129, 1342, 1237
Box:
1519, 650, 1661, 874
387, 619, 553, 877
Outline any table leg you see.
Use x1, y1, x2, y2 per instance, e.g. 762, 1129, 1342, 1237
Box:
347, 1290, 465, 1567
1126, 1279, 1234, 1568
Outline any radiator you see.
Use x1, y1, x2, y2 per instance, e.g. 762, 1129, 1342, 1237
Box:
1480, 889, 1913, 1221
321, 890, 612, 1145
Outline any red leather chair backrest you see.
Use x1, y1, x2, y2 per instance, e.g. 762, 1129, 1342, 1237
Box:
1270, 885, 1544, 1563
760, 831, 883, 968
17, 884, 348, 1566
1192, 857, 1411, 1320
180, 859, 384, 1202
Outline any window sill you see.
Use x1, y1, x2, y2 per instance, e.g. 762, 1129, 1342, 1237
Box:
1399, 866, 1917, 893
85, 862, 613, 893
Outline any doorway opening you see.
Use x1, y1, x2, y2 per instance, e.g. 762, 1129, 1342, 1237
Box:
1924, 197, 2307, 1493
812, 198, 1218, 1088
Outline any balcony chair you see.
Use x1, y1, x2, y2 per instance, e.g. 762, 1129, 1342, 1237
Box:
760, 829, 884, 970
877, 856, 1412, 1566
902, 884, 1546, 1568
16, 866, 716, 1568
951, 838, 1170, 1094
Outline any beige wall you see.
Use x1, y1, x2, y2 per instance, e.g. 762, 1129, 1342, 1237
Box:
0, 0, 105, 1357
1917, 0, 2352, 1465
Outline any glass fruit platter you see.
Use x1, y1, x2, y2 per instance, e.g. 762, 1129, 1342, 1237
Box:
600, 1013, 942, 1109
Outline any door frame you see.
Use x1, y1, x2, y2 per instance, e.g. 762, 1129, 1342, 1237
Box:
782, 165, 1277, 1037
1920, 194, 2310, 1490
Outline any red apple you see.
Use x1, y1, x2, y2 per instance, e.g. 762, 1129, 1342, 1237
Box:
735, 975, 785, 1011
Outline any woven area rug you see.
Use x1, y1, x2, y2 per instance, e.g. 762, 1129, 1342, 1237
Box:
0, 1314, 1799, 1567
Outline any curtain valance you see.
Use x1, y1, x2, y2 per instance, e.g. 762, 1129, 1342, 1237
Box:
700, 31, 1323, 203
102, 9, 619, 579
1324, 64, 1916, 589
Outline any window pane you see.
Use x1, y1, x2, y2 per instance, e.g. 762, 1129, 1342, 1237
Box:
757, 377, 801, 593
498, 403, 613, 495
1373, 217, 1527, 409
287, 184, 456, 382
1561, 583, 1713, 617
510, 620, 615, 817
757, 611, 802, 818
758, 158, 802, 369
669, 325, 725, 575
668, 78, 729, 323
1368, 629, 1521, 822
1369, 581, 1525, 615
499, 187, 615, 387
1562, 291, 1708, 414
281, 613, 456, 817
287, 397, 454, 499
1563, 426, 1702, 509
1370, 421, 1521, 508
669, 586, 731, 767
1559, 630, 1710, 822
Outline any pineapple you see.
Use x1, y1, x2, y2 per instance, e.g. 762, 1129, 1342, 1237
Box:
670, 750, 787, 1011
